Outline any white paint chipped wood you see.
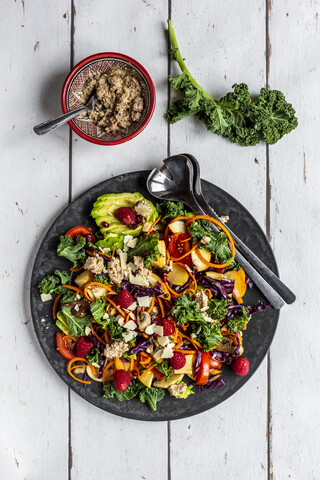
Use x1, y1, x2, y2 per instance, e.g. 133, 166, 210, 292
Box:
1, 1, 319, 479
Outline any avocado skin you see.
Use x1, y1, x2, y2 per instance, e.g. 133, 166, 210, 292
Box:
91, 192, 158, 247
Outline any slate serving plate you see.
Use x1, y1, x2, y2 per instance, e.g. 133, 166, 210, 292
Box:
30, 170, 279, 421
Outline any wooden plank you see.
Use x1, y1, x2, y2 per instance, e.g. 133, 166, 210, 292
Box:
69, 2, 169, 479
169, 1, 269, 478
0, 1, 70, 479
268, 1, 320, 478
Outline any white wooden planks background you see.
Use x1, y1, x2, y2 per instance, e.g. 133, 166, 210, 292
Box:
0, 1, 319, 479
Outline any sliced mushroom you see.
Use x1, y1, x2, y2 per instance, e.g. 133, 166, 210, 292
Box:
137, 310, 151, 332
62, 300, 91, 318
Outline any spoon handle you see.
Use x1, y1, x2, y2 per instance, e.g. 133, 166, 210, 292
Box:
33, 106, 87, 135
194, 197, 295, 306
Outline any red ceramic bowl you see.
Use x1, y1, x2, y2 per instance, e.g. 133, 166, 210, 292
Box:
61, 52, 156, 145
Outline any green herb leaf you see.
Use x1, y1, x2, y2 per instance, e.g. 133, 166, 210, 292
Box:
228, 306, 251, 333
171, 293, 204, 325
139, 386, 165, 411
165, 20, 298, 146
192, 321, 223, 352
60, 307, 91, 337
93, 274, 111, 285
190, 219, 233, 264
156, 200, 186, 221
57, 235, 87, 267
103, 317, 124, 340
86, 347, 100, 364
90, 298, 107, 322
153, 359, 172, 381
38, 270, 71, 294
207, 297, 228, 320
127, 232, 160, 268
103, 378, 142, 401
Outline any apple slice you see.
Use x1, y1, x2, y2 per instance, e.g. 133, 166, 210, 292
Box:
206, 271, 223, 281
191, 248, 211, 271
167, 264, 189, 286
150, 240, 166, 269
149, 272, 171, 300
168, 220, 187, 234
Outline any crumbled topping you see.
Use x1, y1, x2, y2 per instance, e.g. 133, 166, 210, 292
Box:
104, 341, 129, 360
169, 382, 187, 397
200, 235, 211, 245
133, 256, 150, 278
83, 253, 105, 274
107, 257, 123, 284
219, 215, 229, 223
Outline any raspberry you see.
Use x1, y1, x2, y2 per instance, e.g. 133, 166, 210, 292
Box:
170, 352, 186, 370
116, 207, 136, 225
231, 357, 249, 376
159, 318, 175, 336
76, 336, 94, 358
114, 290, 135, 309
113, 369, 131, 392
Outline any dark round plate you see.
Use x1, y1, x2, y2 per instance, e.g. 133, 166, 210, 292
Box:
30, 171, 279, 421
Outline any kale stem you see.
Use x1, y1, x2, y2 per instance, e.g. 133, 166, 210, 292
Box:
167, 20, 216, 102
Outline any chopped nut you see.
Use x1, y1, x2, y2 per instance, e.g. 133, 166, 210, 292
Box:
104, 341, 129, 360
169, 382, 187, 397
107, 257, 123, 284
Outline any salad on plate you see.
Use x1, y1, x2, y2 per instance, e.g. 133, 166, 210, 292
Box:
38, 192, 268, 411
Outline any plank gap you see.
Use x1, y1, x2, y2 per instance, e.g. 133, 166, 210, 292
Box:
265, 1, 272, 480
68, 1, 75, 479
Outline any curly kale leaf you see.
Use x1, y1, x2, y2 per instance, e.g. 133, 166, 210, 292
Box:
207, 297, 228, 320
156, 200, 186, 220
38, 269, 71, 294
247, 88, 298, 144
59, 307, 91, 337
57, 235, 87, 267
103, 317, 124, 340
166, 20, 298, 146
86, 347, 100, 365
172, 294, 223, 351
93, 273, 111, 285
171, 293, 204, 325
153, 359, 172, 381
90, 298, 107, 322
189, 219, 233, 264
139, 386, 165, 411
191, 320, 223, 352
228, 306, 251, 333
104, 378, 142, 401
127, 232, 160, 268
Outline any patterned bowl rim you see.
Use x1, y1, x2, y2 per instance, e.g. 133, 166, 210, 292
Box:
61, 52, 156, 146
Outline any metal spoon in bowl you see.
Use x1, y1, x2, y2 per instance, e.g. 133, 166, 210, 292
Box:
33, 94, 102, 135
147, 155, 293, 309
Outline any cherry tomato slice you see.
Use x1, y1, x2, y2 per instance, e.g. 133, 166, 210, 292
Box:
56, 333, 77, 360
196, 351, 210, 385
65, 226, 93, 242
209, 357, 222, 370
152, 368, 166, 380
168, 233, 192, 267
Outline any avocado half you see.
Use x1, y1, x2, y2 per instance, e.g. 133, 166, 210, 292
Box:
91, 192, 158, 249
